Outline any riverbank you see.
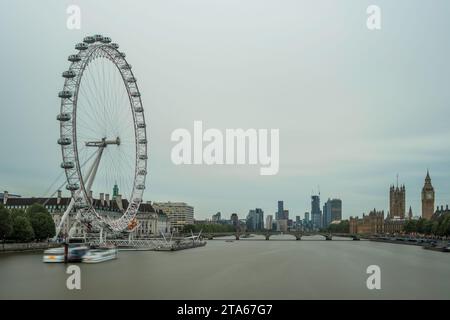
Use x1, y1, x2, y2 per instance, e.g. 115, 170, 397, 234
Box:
370, 237, 449, 252
0, 242, 60, 254
370, 237, 424, 246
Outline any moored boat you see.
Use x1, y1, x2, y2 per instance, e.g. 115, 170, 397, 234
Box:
82, 247, 118, 263
43, 247, 65, 263
43, 245, 90, 263
68, 246, 90, 262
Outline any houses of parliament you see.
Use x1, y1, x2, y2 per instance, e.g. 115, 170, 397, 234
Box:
350, 170, 436, 234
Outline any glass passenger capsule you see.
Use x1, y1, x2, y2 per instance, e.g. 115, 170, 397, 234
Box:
61, 161, 75, 169
62, 70, 76, 78
66, 183, 80, 191
56, 113, 71, 121
58, 137, 72, 145
83, 36, 95, 44
58, 91, 73, 98
68, 54, 81, 62
134, 106, 143, 113
93, 34, 104, 42
75, 43, 88, 50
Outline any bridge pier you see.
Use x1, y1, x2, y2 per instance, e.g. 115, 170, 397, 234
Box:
295, 235, 301, 240
235, 234, 240, 240
265, 234, 270, 240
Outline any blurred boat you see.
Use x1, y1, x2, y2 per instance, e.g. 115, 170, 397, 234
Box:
43, 247, 65, 263
423, 241, 450, 252
43, 244, 89, 263
82, 247, 118, 263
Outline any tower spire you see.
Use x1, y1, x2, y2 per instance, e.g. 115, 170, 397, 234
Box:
425, 169, 431, 184
113, 181, 119, 199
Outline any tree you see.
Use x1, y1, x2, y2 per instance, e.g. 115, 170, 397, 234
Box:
26, 203, 55, 240
446, 217, 450, 237
11, 216, 34, 242
327, 220, 349, 233
28, 212, 56, 241
403, 220, 417, 234
182, 223, 235, 234
431, 221, 440, 236
0, 205, 13, 241
26, 203, 49, 216
423, 220, 433, 235
10, 208, 27, 218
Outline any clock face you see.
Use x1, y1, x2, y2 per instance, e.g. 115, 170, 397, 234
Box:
426, 192, 433, 200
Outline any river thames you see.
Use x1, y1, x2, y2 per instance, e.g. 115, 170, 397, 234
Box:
0, 235, 449, 299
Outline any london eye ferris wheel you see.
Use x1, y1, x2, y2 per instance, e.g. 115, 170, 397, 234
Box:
56, 35, 148, 236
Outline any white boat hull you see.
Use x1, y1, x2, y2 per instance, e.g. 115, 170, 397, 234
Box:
82, 248, 118, 263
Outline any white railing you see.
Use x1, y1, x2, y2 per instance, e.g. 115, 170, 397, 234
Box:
89, 238, 165, 250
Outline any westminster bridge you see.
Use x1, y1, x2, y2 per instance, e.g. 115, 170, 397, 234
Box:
196, 231, 362, 241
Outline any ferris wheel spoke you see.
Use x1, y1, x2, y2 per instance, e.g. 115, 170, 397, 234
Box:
104, 70, 120, 138
104, 145, 131, 199
100, 58, 110, 134
114, 112, 135, 136
107, 87, 127, 134
86, 63, 107, 135
119, 149, 136, 168
106, 60, 119, 127
77, 84, 105, 129
79, 83, 106, 133
83, 65, 105, 119
102, 61, 114, 134
76, 121, 102, 139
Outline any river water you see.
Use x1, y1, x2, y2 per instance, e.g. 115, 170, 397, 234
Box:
0, 235, 449, 299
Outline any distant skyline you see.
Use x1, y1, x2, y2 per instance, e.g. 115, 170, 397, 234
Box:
1, 1, 450, 220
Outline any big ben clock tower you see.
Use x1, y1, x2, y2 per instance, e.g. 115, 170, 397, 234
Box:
421, 170, 435, 220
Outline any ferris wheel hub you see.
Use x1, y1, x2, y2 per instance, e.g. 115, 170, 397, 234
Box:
85, 137, 121, 148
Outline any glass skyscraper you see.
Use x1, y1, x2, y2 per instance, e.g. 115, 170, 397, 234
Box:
311, 195, 322, 229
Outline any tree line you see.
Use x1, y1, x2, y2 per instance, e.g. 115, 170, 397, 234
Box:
403, 215, 450, 236
182, 223, 236, 234
324, 215, 450, 236
326, 220, 350, 233
0, 203, 56, 243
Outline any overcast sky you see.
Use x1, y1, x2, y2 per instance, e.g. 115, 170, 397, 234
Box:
1, 0, 450, 220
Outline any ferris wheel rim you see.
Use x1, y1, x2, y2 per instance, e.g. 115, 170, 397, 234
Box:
57, 35, 148, 232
